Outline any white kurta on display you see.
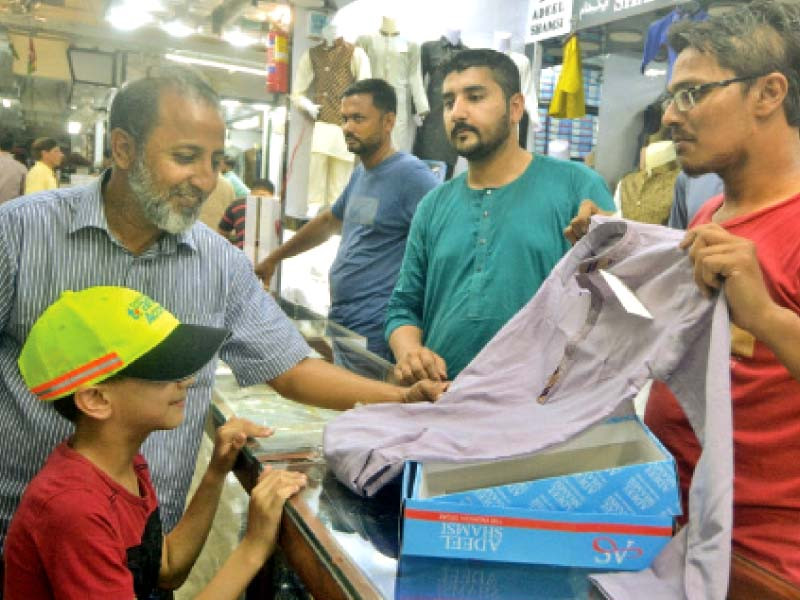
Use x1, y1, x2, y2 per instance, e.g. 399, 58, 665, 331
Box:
292, 37, 371, 215
356, 33, 429, 152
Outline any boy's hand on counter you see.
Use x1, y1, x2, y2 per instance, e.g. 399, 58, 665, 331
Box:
242, 466, 307, 561
209, 417, 274, 476
402, 380, 450, 404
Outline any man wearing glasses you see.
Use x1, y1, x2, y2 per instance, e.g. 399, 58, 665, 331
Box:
568, 0, 800, 586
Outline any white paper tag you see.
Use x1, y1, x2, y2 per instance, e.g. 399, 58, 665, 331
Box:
599, 270, 653, 320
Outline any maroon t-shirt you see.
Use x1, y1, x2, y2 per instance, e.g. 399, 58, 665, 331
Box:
646, 193, 800, 584
5, 442, 162, 598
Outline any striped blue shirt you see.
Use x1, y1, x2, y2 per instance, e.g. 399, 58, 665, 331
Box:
0, 174, 310, 543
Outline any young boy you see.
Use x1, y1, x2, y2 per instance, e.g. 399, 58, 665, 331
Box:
4, 286, 307, 599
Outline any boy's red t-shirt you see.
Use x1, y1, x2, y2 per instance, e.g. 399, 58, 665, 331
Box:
4, 441, 161, 599
646, 193, 800, 584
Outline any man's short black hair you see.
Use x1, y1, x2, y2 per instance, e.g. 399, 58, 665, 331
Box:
251, 179, 275, 194
342, 78, 397, 114
668, 0, 800, 127
439, 48, 522, 102
31, 137, 59, 160
0, 132, 15, 152
109, 65, 221, 151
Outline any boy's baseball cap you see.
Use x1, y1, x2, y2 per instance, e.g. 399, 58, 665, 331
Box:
19, 286, 230, 401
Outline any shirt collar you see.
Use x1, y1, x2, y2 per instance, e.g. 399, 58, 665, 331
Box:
36, 160, 55, 174
69, 169, 198, 253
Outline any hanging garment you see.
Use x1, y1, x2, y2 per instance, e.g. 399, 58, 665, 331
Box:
549, 36, 585, 119
325, 217, 732, 599
413, 36, 467, 177
641, 9, 709, 81
619, 163, 681, 225
293, 38, 372, 210
508, 51, 541, 130
357, 33, 429, 153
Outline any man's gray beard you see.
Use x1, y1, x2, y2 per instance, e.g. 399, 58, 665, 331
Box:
128, 158, 204, 234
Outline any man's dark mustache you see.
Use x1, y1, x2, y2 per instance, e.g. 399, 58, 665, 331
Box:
451, 124, 479, 139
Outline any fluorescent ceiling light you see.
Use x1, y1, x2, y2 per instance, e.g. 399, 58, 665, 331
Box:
162, 20, 196, 38
107, 5, 154, 30
222, 28, 258, 48
232, 115, 260, 130
251, 103, 271, 111
1, 99, 11, 108
644, 67, 667, 78
67, 121, 83, 134
221, 99, 241, 109
164, 53, 269, 77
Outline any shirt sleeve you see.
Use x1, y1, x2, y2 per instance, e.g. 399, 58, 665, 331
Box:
330, 169, 358, 221
352, 47, 372, 81
668, 172, 689, 229
218, 203, 235, 234
35, 492, 136, 599
220, 253, 311, 387
384, 191, 436, 340
573, 165, 615, 213
25, 168, 47, 195
408, 42, 430, 115
0, 206, 18, 333
292, 51, 314, 98
401, 161, 440, 224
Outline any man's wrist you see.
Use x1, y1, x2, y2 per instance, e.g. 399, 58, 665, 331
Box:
203, 463, 229, 486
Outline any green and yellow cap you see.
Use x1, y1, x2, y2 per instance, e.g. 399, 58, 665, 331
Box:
19, 286, 230, 401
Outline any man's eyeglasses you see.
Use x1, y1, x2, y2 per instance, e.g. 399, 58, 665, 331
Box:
661, 75, 764, 113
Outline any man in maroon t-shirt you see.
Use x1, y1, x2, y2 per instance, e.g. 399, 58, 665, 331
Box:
566, 0, 800, 587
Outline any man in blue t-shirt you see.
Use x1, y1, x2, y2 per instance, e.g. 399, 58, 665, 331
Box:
386, 49, 614, 383
256, 79, 439, 363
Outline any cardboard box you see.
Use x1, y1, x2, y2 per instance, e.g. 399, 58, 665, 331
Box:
400, 417, 680, 571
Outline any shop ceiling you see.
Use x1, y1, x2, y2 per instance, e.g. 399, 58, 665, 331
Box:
0, 0, 356, 138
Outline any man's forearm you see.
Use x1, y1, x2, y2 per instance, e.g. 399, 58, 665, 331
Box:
271, 210, 339, 262
388, 325, 424, 361
270, 358, 404, 409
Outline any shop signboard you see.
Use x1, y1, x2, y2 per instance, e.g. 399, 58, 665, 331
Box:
525, 0, 573, 43
399, 416, 681, 570
576, 0, 692, 29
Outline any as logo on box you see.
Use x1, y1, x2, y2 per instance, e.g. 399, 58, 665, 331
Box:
592, 536, 644, 565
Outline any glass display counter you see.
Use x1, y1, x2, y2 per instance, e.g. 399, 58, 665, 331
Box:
210, 299, 797, 600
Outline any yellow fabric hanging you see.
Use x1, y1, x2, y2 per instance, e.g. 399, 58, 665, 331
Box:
549, 35, 586, 119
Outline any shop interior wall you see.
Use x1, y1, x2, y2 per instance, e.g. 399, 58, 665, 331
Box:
594, 52, 667, 190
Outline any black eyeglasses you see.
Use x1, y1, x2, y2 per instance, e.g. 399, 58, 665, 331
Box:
661, 74, 764, 113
